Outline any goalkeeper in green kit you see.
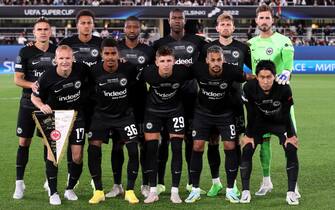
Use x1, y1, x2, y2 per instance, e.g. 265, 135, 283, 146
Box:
247, 4, 300, 197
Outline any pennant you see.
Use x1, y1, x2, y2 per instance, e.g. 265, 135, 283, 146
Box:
33, 110, 77, 166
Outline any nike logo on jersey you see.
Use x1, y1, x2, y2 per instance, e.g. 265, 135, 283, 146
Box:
32, 61, 40, 65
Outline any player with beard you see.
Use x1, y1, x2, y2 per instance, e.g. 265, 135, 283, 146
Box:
239, 60, 299, 205
31, 45, 89, 205
184, 46, 253, 203
58, 9, 102, 188
87, 38, 140, 204
201, 12, 251, 198
153, 8, 207, 195
13, 17, 57, 200
106, 16, 155, 198
247, 5, 299, 197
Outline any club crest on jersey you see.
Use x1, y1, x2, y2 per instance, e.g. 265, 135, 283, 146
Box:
17, 127, 23, 134
192, 130, 197, 137
87, 132, 93, 138
75, 81, 81, 89
232, 51, 240, 58
146, 122, 153, 130
220, 82, 228, 89
172, 83, 180, 89
16, 56, 21, 63
266, 47, 273, 55
50, 130, 61, 141
186, 45, 194, 54
273, 101, 281, 107
52, 59, 57, 66
91, 49, 99, 57
120, 78, 127, 86
138, 56, 146, 64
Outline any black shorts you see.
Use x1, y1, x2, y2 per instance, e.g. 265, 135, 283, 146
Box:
231, 83, 245, 135
68, 115, 86, 145
16, 105, 37, 138
252, 124, 296, 145
192, 112, 237, 141
88, 112, 138, 143
144, 110, 185, 135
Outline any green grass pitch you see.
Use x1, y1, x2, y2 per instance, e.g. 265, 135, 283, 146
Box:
0, 74, 334, 210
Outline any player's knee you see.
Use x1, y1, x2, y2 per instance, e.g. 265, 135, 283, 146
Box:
223, 141, 236, 150
19, 137, 32, 147
193, 140, 205, 152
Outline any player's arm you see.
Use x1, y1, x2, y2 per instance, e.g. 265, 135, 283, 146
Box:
14, 49, 37, 90
31, 78, 52, 114
14, 72, 37, 90
276, 37, 294, 85
244, 44, 252, 70
242, 83, 256, 138
282, 85, 295, 138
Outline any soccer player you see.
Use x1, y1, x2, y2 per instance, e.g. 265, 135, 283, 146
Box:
239, 60, 299, 205
185, 46, 251, 204
248, 5, 299, 197
142, 47, 189, 204
13, 17, 57, 200
107, 16, 155, 198
87, 38, 140, 204
58, 9, 102, 187
31, 45, 89, 205
153, 8, 207, 194
202, 12, 251, 197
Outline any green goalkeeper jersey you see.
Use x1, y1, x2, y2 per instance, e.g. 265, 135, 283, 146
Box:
248, 32, 294, 75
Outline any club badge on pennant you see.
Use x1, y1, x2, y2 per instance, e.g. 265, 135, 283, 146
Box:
33, 110, 77, 166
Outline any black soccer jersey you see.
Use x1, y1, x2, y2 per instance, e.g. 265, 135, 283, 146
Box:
243, 79, 295, 137
203, 39, 251, 70
90, 62, 137, 118
34, 63, 89, 110
153, 34, 207, 66
191, 62, 245, 116
15, 44, 57, 96
142, 65, 189, 116
118, 39, 155, 66
59, 35, 102, 67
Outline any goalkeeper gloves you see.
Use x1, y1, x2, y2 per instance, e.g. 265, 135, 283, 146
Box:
276, 70, 291, 85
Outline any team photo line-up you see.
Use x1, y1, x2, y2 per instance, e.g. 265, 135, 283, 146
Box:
12, 4, 300, 206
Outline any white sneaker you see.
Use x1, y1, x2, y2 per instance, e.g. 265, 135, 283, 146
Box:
255, 178, 273, 196
13, 180, 25, 199
240, 190, 251, 204
49, 193, 61, 205
105, 184, 124, 198
295, 183, 301, 199
64, 189, 78, 201
141, 185, 150, 198
144, 192, 159, 204
170, 192, 182, 204
225, 188, 239, 203
286, 191, 299, 205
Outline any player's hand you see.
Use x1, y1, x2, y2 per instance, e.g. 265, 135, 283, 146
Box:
275, 70, 291, 85
40, 104, 52, 114
284, 136, 299, 148
31, 81, 38, 93
241, 135, 255, 149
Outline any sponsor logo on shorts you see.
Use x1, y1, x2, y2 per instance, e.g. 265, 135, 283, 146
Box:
50, 130, 61, 141
266, 47, 273, 55
17, 127, 23, 134
146, 122, 153, 130
192, 130, 196, 137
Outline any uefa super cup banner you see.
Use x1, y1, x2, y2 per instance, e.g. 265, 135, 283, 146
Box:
33, 110, 77, 166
